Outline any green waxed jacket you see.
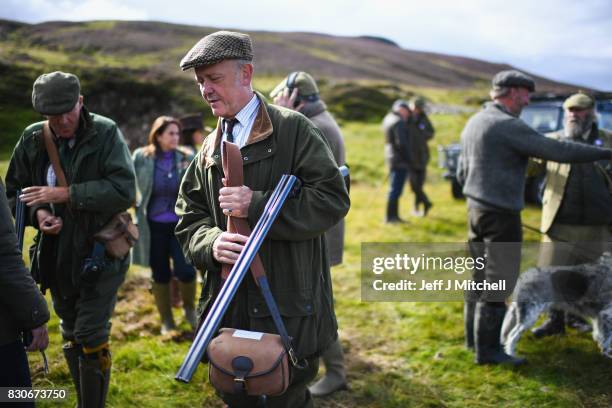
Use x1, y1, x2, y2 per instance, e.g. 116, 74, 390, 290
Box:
131, 146, 194, 266
5, 108, 136, 294
175, 94, 350, 358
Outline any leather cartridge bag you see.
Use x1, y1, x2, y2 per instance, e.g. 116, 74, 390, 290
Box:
207, 328, 290, 396
42, 122, 138, 259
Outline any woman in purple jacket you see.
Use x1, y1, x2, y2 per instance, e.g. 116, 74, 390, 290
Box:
132, 116, 196, 334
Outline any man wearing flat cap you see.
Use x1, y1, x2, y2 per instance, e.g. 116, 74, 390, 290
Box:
5, 71, 136, 407
457, 70, 612, 366
528, 93, 612, 338
271, 71, 349, 397
176, 31, 350, 407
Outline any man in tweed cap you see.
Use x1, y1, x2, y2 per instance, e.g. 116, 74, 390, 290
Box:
176, 31, 350, 407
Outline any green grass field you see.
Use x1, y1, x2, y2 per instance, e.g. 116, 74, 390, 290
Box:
2, 113, 611, 407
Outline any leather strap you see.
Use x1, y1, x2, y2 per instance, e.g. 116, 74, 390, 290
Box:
42, 121, 68, 187
220, 141, 265, 282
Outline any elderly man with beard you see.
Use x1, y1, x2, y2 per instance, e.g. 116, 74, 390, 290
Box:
529, 93, 612, 337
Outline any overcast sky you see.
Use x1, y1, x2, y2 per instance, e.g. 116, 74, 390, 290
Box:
3, 0, 611, 90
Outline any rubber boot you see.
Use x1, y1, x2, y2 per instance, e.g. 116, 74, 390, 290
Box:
423, 200, 433, 216
151, 282, 177, 335
308, 339, 348, 397
80, 346, 111, 408
385, 198, 406, 224
63, 342, 83, 408
532, 309, 565, 338
179, 280, 197, 330
464, 301, 476, 350
475, 302, 526, 366
170, 276, 182, 308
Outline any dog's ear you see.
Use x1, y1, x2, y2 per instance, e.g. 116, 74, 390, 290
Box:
551, 269, 589, 302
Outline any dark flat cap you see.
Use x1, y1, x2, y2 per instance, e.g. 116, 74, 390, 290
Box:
180, 31, 253, 71
179, 113, 203, 131
32, 71, 81, 115
492, 70, 535, 92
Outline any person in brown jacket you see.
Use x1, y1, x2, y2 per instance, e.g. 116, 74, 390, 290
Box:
0, 179, 50, 392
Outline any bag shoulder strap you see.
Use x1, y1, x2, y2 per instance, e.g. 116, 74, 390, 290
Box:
42, 122, 69, 187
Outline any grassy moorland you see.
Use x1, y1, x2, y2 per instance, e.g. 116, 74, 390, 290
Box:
2, 110, 611, 408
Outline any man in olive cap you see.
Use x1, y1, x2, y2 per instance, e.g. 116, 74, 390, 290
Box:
406, 96, 434, 216
382, 99, 412, 223
457, 70, 612, 366
5, 71, 136, 407
271, 71, 349, 397
176, 31, 349, 407
528, 93, 612, 337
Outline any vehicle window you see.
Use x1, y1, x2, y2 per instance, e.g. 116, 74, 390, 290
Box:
520, 106, 563, 133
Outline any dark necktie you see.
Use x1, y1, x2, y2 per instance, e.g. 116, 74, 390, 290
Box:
223, 118, 238, 143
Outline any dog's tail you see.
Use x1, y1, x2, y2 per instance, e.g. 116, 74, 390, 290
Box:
501, 302, 518, 345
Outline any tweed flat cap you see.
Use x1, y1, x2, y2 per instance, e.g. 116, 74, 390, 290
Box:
563, 93, 594, 110
180, 31, 253, 71
32, 71, 81, 115
492, 70, 535, 92
270, 71, 320, 99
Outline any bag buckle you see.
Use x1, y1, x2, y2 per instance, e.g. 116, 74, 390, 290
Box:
288, 348, 298, 366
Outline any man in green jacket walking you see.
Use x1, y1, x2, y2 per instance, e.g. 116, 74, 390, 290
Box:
176, 31, 350, 407
5, 71, 136, 407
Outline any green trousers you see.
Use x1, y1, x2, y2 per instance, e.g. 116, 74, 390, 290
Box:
51, 256, 128, 348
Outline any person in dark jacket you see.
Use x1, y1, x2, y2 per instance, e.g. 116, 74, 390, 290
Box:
0, 180, 50, 396
132, 116, 197, 334
407, 96, 434, 216
176, 31, 350, 408
457, 70, 612, 366
271, 71, 349, 397
5, 71, 136, 407
383, 99, 411, 223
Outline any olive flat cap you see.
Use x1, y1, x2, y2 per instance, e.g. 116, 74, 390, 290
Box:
32, 71, 81, 115
492, 70, 535, 92
563, 93, 594, 110
179, 113, 204, 131
180, 31, 253, 71
409, 96, 426, 109
270, 71, 320, 99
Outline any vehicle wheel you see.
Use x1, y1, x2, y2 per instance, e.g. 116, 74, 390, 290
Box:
451, 177, 464, 199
